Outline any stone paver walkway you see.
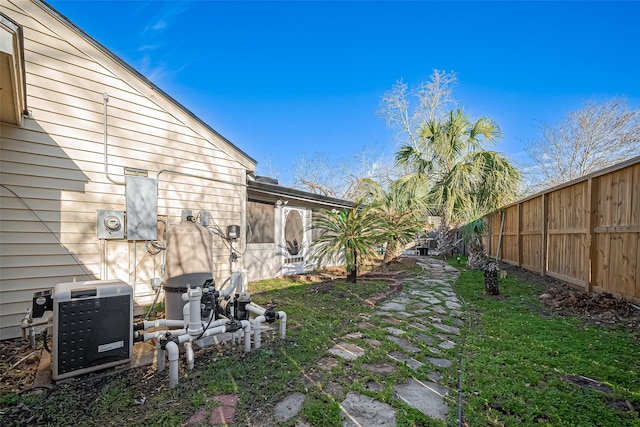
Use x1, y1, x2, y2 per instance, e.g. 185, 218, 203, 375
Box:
180, 257, 461, 426
246, 256, 462, 426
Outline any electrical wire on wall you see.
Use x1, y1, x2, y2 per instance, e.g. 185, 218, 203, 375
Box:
1, 184, 94, 280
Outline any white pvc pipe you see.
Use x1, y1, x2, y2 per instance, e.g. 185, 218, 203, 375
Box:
166, 340, 179, 388
241, 320, 251, 353
278, 311, 287, 339
240, 269, 249, 295
142, 319, 185, 330
218, 271, 242, 297
157, 340, 165, 372
185, 342, 194, 370
184, 287, 203, 336
253, 315, 266, 349
247, 303, 265, 316
143, 328, 187, 342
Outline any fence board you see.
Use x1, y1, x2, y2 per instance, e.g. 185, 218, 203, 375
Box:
480, 157, 639, 303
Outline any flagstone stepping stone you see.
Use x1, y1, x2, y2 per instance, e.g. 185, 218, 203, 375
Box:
429, 316, 443, 323
428, 347, 443, 354
427, 357, 452, 368
394, 378, 449, 421
425, 297, 443, 305
364, 381, 385, 392
452, 318, 465, 327
341, 332, 363, 339
317, 357, 339, 370
415, 333, 435, 345
328, 342, 365, 361
428, 371, 443, 382
381, 317, 402, 325
385, 327, 406, 336
450, 309, 463, 317
357, 321, 375, 329
438, 340, 456, 350
274, 392, 306, 422
362, 362, 397, 375
325, 381, 346, 399
386, 336, 421, 353
408, 322, 429, 331
433, 323, 460, 335
340, 392, 397, 427
380, 301, 406, 311
395, 311, 415, 318
445, 300, 462, 310
365, 338, 382, 347
387, 351, 424, 371
431, 306, 447, 314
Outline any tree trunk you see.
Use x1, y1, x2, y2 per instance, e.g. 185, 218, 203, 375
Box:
347, 252, 358, 283
347, 264, 357, 283
382, 240, 403, 268
484, 262, 500, 295
436, 218, 454, 259
466, 237, 486, 270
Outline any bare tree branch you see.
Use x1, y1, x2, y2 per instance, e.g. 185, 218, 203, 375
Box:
378, 69, 457, 150
526, 97, 640, 188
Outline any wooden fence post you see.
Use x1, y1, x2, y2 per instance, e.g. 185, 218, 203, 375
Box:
541, 193, 548, 277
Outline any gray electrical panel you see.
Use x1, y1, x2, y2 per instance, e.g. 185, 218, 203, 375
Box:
125, 175, 157, 241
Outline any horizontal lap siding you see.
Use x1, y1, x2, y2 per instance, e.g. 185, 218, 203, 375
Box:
0, 1, 252, 338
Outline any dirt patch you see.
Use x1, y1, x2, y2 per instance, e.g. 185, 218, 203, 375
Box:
501, 263, 640, 330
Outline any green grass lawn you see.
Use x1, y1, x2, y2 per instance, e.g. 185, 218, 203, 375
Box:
450, 260, 640, 426
2, 262, 638, 426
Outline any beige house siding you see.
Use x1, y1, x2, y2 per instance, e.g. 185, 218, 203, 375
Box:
0, 1, 255, 339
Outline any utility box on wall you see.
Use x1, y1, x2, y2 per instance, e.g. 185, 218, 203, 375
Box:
52, 280, 132, 381
125, 175, 157, 241
97, 210, 125, 239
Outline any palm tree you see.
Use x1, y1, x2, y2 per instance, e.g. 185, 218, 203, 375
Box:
310, 202, 385, 283
396, 109, 522, 255
363, 179, 432, 267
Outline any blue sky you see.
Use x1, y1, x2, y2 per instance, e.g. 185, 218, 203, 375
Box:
48, 0, 640, 184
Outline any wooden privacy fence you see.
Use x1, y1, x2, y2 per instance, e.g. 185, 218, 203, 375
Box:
483, 156, 640, 304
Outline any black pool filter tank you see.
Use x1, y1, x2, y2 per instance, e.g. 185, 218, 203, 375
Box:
52, 279, 132, 381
